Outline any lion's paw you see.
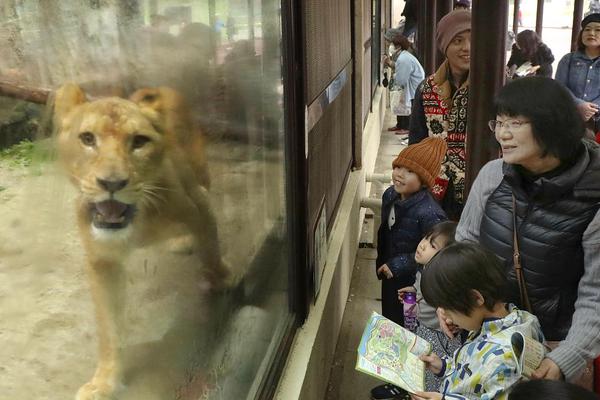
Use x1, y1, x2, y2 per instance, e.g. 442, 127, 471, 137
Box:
75, 380, 123, 400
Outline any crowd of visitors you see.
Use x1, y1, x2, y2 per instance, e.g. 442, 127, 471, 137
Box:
371, 6, 600, 400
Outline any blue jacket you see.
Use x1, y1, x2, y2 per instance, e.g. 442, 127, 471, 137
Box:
393, 50, 425, 107
376, 187, 446, 281
555, 51, 600, 107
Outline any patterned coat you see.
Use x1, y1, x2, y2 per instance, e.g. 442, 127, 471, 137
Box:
438, 305, 545, 400
408, 60, 469, 219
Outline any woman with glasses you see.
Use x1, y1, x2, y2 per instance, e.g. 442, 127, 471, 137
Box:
556, 13, 600, 140
455, 77, 600, 389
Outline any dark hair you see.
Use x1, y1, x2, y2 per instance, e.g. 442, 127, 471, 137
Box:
515, 30, 540, 60
425, 221, 457, 247
421, 242, 507, 315
508, 379, 598, 400
396, 35, 412, 51
494, 76, 585, 162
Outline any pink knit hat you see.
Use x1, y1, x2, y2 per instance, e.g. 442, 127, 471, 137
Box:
436, 9, 471, 53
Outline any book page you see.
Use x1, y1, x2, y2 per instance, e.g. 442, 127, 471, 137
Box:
356, 312, 431, 393
511, 332, 546, 379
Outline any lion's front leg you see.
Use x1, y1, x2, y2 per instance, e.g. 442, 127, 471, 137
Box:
76, 257, 126, 400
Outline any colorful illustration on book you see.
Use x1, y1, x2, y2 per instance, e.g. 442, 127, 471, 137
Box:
356, 312, 431, 394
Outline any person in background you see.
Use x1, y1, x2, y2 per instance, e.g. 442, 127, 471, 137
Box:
556, 13, 600, 138
413, 242, 545, 400
408, 10, 471, 221
397, 221, 462, 392
371, 137, 448, 400
383, 29, 424, 135
400, 0, 418, 39
507, 30, 555, 78
453, 0, 470, 10
456, 77, 600, 388
508, 380, 598, 400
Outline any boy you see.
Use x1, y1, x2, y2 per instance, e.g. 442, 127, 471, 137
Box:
372, 137, 447, 400
412, 243, 545, 400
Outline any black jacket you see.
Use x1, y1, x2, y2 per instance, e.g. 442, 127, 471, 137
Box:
507, 43, 555, 78
479, 141, 600, 340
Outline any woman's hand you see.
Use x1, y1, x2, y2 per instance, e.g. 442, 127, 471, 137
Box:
410, 391, 443, 400
577, 101, 600, 121
436, 308, 460, 338
398, 286, 417, 301
419, 353, 443, 374
531, 358, 564, 380
377, 264, 394, 279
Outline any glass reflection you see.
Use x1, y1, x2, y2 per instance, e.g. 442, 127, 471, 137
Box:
0, 1, 289, 399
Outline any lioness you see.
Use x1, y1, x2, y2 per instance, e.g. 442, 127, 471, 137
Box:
54, 83, 231, 400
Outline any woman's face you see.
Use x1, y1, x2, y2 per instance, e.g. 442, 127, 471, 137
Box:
493, 115, 545, 170
582, 22, 600, 49
445, 30, 471, 78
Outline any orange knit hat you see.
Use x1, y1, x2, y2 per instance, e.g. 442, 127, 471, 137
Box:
392, 137, 447, 188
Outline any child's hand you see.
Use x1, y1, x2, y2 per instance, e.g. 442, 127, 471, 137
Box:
410, 391, 443, 400
398, 286, 416, 301
377, 264, 393, 279
436, 308, 461, 338
419, 353, 442, 375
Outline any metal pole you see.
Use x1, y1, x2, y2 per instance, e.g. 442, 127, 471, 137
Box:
512, 0, 520, 35
535, 0, 544, 37
465, 0, 509, 197
435, 0, 454, 68
572, 0, 584, 52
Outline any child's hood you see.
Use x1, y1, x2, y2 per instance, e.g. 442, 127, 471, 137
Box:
475, 304, 545, 345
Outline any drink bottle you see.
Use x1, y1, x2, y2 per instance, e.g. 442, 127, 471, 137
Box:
403, 292, 418, 331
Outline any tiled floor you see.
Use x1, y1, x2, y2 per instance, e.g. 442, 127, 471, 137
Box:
324, 110, 411, 400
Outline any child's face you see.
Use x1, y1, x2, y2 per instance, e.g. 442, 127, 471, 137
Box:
392, 167, 422, 199
415, 234, 447, 264
439, 307, 483, 332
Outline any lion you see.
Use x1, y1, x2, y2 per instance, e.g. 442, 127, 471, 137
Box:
53, 83, 231, 400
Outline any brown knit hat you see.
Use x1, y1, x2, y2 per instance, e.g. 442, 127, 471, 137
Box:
392, 137, 447, 188
436, 9, 471, 53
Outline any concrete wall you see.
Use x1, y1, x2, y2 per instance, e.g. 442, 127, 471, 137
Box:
274, 86, 386, 400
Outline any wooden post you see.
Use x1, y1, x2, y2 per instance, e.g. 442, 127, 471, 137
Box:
435, 0, 454, 68
535, 0, 544, 37
465, 0, 509, 196
512, 0, 520, 35
572, 0, 584, 52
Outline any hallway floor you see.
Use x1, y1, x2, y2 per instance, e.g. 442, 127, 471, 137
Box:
324, 110, 411, 400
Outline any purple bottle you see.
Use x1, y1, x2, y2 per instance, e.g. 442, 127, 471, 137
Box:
403, 292, 418, 332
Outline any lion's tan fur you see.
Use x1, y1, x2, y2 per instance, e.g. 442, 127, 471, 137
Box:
54, 83, 229, 400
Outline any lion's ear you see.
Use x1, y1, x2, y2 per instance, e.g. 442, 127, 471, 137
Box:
53, 83, 87, 129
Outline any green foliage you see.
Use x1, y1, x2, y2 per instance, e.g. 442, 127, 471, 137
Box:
0, 139, 54, 169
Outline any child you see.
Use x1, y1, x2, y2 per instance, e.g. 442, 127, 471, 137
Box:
398, 221, 462, 392
371, 137, 447, 400
412, 242, 545, 400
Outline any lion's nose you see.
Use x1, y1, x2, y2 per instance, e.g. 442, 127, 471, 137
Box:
96, 178, 129, 193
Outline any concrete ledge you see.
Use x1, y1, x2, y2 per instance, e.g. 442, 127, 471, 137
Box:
274, 87, 386, 400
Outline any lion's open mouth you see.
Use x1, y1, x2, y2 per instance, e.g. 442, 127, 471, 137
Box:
89, 200, 136, 229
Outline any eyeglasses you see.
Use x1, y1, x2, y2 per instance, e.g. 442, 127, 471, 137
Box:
488, 119, 530, 132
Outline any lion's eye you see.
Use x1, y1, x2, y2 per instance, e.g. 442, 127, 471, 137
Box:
79, 132, 96, 147
131, 134, 151, 150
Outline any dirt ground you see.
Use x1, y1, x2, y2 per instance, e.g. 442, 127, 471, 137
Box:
0, 141, 287, 400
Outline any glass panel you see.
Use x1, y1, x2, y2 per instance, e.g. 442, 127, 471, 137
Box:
0, 1, 291, 399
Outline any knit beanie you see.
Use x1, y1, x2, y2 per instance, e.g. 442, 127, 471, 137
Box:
582, 13, 600, 29
392, 137, 447, 188
436, 9, 471, 53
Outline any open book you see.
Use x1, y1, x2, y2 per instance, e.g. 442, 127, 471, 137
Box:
513, 61, 539, 78
511, 331, 547, 379
356, 312, 432, 394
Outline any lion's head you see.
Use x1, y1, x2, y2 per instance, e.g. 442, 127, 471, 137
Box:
54, 83, 169, 236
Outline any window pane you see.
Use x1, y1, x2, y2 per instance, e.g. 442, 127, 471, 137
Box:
0, 1, 290, 399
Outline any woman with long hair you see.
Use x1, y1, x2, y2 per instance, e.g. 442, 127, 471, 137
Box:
507, 29, 554, 78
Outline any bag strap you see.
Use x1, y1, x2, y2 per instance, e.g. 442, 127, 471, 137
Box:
512, 194, 533, 312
